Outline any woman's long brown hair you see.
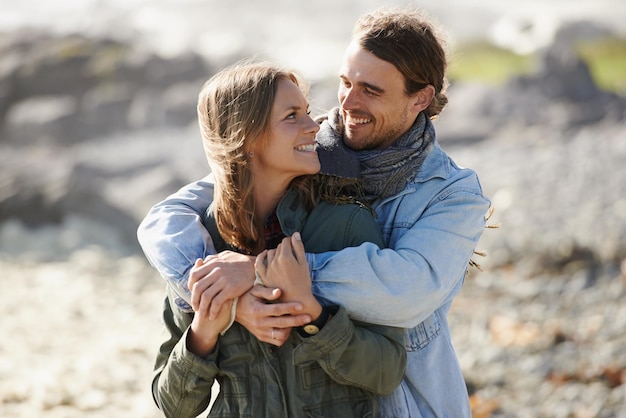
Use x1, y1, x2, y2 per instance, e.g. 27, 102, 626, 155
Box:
197, 61, 315, 254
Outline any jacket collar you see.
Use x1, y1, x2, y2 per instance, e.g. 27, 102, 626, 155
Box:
275, 188, 309, 236
411, 140, 450, 183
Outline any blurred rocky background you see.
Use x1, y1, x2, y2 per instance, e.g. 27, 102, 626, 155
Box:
1, 1, 625, 417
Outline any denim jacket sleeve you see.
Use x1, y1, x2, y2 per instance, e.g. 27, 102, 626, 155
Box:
137, 175, 215, 306
306, 167, 491, 329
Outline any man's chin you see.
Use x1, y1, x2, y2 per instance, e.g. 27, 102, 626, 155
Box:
342, 132, 357, 148
343, 135, 366, 151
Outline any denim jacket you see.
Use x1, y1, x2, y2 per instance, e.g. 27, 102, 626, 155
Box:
151, 189, 406, 417
138, 140, 490, 418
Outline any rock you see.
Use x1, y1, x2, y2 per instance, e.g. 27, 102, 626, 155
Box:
435, 82, 499, 144
2, 24, 625, 270
0, 31, 213, 253
0, 31, 212, 146
478, 21, 626, 130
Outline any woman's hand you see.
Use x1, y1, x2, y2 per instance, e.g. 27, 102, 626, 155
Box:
236, 285, 311, 346
254, 233, 322, 320
188, 251, 255, 320
187, 258, 235, 356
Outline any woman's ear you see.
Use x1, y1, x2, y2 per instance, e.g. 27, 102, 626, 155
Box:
410, 85, 435, 114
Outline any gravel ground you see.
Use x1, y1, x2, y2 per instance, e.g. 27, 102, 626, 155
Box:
1, 225, 624, 417
0, 243, 164, 418
445, 120, 626, 417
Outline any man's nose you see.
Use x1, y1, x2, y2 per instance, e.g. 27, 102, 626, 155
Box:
339, 87, 358, 109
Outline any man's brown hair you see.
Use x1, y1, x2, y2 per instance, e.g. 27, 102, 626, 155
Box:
352, 8, 449, 119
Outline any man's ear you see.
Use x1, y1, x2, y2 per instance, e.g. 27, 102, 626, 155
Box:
410, 85, 435, 113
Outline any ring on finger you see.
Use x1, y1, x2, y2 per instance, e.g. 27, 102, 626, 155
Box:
272, 328, 276, 340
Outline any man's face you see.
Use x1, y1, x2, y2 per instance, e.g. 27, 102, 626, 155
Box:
337, 40, 421, 151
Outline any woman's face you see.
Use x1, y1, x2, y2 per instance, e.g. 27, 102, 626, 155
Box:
251, 78, 320, 187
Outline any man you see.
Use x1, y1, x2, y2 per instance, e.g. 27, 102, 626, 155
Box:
138, 7, 490, 417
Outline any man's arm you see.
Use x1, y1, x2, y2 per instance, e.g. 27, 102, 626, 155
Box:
308, 186, 491, 328
137, 172, 487, 337
137, 175, 216, 305
137, 175, 310, 339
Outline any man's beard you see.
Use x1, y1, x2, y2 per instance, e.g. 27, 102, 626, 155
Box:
342, 114, 409, 151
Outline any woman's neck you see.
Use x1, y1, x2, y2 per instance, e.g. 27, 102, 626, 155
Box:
253, 180, 290, 222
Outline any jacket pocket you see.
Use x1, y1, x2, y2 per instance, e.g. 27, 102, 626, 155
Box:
405, 312, 441, 351
298, 363, 376, 417
304, 397, 374, 418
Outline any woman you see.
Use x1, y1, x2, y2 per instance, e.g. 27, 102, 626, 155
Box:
151, 61, 406, 417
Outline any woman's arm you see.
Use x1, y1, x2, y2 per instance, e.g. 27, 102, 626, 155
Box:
256, 231, 406, 395
152, 287, 219, 418
295, 306, 407, 395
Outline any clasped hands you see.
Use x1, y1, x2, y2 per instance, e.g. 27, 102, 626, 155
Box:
187, 232, 317, 346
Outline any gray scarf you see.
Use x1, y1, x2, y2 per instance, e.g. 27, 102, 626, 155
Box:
316, 107, 435, 201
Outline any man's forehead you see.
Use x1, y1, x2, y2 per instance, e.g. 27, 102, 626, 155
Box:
340, 42, 402, 88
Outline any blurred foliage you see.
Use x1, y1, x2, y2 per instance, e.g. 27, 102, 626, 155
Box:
448, 41, 534, 85
575, 37, 626, 95
449, 37, 626, 96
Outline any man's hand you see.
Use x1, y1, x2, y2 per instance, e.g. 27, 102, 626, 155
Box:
236, 285, 311, 346
188, 251, 255, 320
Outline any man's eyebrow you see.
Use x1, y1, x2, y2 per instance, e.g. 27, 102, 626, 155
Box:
340, 75, 385, 94
361, 81, 385, 94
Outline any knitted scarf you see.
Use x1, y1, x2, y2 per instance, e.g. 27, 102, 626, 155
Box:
318, 107, 435, 201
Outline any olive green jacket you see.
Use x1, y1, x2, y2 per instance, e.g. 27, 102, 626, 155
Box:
152, 190, 407, 417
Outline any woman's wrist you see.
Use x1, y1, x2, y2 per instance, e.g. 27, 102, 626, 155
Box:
298, 304, 331, 337
301, 297, 323, 321
187, 323, 219, 357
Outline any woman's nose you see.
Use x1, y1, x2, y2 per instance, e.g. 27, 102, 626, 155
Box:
305, 114, 320, 134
